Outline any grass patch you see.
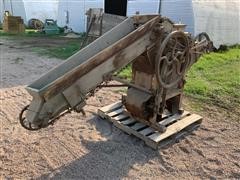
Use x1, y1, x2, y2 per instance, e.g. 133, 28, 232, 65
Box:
116, 65, 132, 80
32, 41, 82, 59
0, 29, 64, 37
185, 47, 240, 110
0, 30, 83, 59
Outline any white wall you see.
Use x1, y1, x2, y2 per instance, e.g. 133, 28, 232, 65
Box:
127, 0, 159, 16
23, 0, 58, 22
57, 0, 103, 32
0, 0, 3, 22
57, 0, 160, 32
161, 0, 194, 34
192, 0, 240, 48
1, 0, 27, 23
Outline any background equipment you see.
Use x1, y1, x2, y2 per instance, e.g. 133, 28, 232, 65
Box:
3, 11, 25, 33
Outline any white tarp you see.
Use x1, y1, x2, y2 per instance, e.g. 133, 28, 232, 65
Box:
127, 0, 159, 16
1, 0, 27, 23
23, 0, 58, 22
57, 0, 160, 32
57, 0, 103, 32
0, 0, 3, 22
161, 0, 240, 48
192, 0, 240, 48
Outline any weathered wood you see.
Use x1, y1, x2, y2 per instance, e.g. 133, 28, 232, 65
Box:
3, 15, 25, 33
139, 127, 155, 136
159, 111, 190, 126
107, 108, 124, 117
112, 114, 128, 121
149, 114, 202, 142
100, 101, 122, 113
121, 118, 136, 125
131, 122, 146, 131
132, 15, 160, 24
71, 31, 153, 96
98, 102, 202, 149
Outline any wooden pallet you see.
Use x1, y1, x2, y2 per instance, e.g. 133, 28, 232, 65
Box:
98, 102, 202, 149
3, 16, 25, 33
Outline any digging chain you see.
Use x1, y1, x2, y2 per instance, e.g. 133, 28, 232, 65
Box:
19, 105, 73, 131
19, 81, 108, 131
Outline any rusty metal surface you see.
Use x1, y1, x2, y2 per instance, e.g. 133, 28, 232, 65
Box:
132, 55, 154, 75
123, 88, 153, 120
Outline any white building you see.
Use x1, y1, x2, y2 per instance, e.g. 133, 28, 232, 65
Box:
23, 0, 58, 23
0, 0, 58, 24
57, 0, 159, 33
1, 0, 239, 47
0, 0, 26, 23
161, 0, 240, 48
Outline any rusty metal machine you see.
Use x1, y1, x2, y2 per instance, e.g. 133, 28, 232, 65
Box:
19, 15, 212, 146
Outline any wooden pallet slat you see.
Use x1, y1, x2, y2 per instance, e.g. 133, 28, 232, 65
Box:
159, 111, 190, 126
113, 114, 128, 121
149, 114, 202, 142
139, 127, 155, 136
100, 101, 122, 113
107, 108, 124, 117
98, 102, 202, 149
121, 118, 136, 125
131, 122, 146, 131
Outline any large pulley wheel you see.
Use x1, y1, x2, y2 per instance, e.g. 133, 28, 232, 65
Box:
194, 32, 212, 53
155, 31, 190, 89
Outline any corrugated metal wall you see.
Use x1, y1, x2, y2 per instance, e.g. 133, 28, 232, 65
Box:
161, 0, 194, 34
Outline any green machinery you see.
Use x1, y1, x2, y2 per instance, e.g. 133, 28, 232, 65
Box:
43, 19, 60, 35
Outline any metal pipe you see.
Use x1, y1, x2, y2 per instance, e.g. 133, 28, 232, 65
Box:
98, 84, 128, 88
158, 0, 162, 14
112, 76, 152, 94
10, 0, 13, 15
3, 0, 5, 11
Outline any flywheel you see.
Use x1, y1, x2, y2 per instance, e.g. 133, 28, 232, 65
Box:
155, 31, 190, 89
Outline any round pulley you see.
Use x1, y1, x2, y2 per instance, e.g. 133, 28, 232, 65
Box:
155, 31, 190, 89
19, 104, 74, 131
194, 32, 212, 53
19, 105, 42, 131
194, 32, 210, 43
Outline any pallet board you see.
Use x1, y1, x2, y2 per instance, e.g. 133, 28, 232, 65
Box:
98, 102, 202, 149
3, 15, 25, 33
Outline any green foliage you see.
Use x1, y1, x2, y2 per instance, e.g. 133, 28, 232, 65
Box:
117, 65, 132, 80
